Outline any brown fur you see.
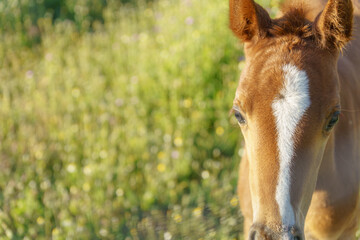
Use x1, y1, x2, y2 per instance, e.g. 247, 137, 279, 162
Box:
229, 0, 272, 41
230, 0, 354, 50
230, 0, 360, 239
314, 0, 353, 50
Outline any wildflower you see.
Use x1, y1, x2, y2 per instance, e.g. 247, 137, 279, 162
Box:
171, 150, 179, 159
173, 214, 182, 223
99, 150, 108, 159
67, 163, 76, 173
212, 148, 221, 158
37, 217, 45, 225
52, 228, 60, 235
164, 232, 172, 240
157, 163, 166, 172
34, 150, 43, 159
216, 126, 224, 136
201, 171, 209, 179
163, 134, 172, 143
130, 228, 137, 235
185, 16, 194, 25
70, 186, 78, 194
192, 207, 202, 217
174, 137, 183, 147
83, 165, 92, 175
230, 197, 238, 207
26, 70, 33, 79
183, 98, 192, 108
99, 229, 108, 237
116, 188, 124, 197
157, 151, 165, 160
40, 180, 50, 190
82, 182, 90, 192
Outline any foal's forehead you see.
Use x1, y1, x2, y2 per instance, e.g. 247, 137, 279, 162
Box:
235, 38, 339, 112
235, 53, 294, 110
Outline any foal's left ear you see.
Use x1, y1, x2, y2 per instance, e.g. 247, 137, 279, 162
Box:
229, 0, 272, 42
314, 0, 353, 50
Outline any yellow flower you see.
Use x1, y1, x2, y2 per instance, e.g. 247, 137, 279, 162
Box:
183, 98, 192, 108
192, 207, 202, 217
82, 182, 91, 192
130, 228, 137, 236
37, 217, 45, 225
34, 150, 43, 159
52, 228, 60, 235
70, 186, 78, 194
216, 126, 224, 136
173, 214, 182, 223
230, 197, 238, 207
157, 163, 166, 172
174, 137, 183, 147
157, 151, 165, 160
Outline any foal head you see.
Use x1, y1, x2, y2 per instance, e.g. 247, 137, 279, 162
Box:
230, 0, 353, 239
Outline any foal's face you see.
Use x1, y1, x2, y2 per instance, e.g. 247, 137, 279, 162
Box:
233, 38, 340, 236
229, 0, 353, 238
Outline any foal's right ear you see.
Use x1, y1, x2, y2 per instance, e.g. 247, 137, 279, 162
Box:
229, 0, 272, 42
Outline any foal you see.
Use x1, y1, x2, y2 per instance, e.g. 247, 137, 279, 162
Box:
230, 0, 360, 239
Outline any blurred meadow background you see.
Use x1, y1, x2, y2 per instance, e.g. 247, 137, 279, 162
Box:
0, 0, 280, 239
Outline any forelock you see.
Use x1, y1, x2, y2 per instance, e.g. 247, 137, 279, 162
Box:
270, 7, 315, 41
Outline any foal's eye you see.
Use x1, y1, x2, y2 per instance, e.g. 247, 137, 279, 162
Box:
234, 111, 246, 124
325, 111, 340, 132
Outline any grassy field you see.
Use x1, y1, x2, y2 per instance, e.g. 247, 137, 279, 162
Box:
0, 0, 280, 239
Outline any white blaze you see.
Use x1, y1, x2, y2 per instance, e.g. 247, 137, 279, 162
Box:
272, 64, 311, 226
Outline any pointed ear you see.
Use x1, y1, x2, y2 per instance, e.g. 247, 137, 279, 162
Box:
314, 0, 353, 50
229, 0, 272, 42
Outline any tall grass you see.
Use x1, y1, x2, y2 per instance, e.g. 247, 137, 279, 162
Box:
0, 0, 280, 238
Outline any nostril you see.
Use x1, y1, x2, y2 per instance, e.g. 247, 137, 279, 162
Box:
249, 230, 257, 240
249, 224, 302, 240
249, 224, 274, 240
290, 227, 302, 240
249, 228, 264, 240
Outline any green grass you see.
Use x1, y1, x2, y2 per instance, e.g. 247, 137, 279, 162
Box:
0, 0, 281, 239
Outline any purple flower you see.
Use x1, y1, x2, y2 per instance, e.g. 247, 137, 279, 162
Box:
185, 17, 194, 25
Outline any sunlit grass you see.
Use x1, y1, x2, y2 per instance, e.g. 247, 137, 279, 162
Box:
0, 0, 281, 238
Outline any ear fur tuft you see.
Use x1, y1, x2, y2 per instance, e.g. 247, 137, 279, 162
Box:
229, 0, 272, 42
314, 0, 353, 50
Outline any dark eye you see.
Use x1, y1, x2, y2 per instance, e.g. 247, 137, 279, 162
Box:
325, 111, 340, 132
235, 111, 246, 124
